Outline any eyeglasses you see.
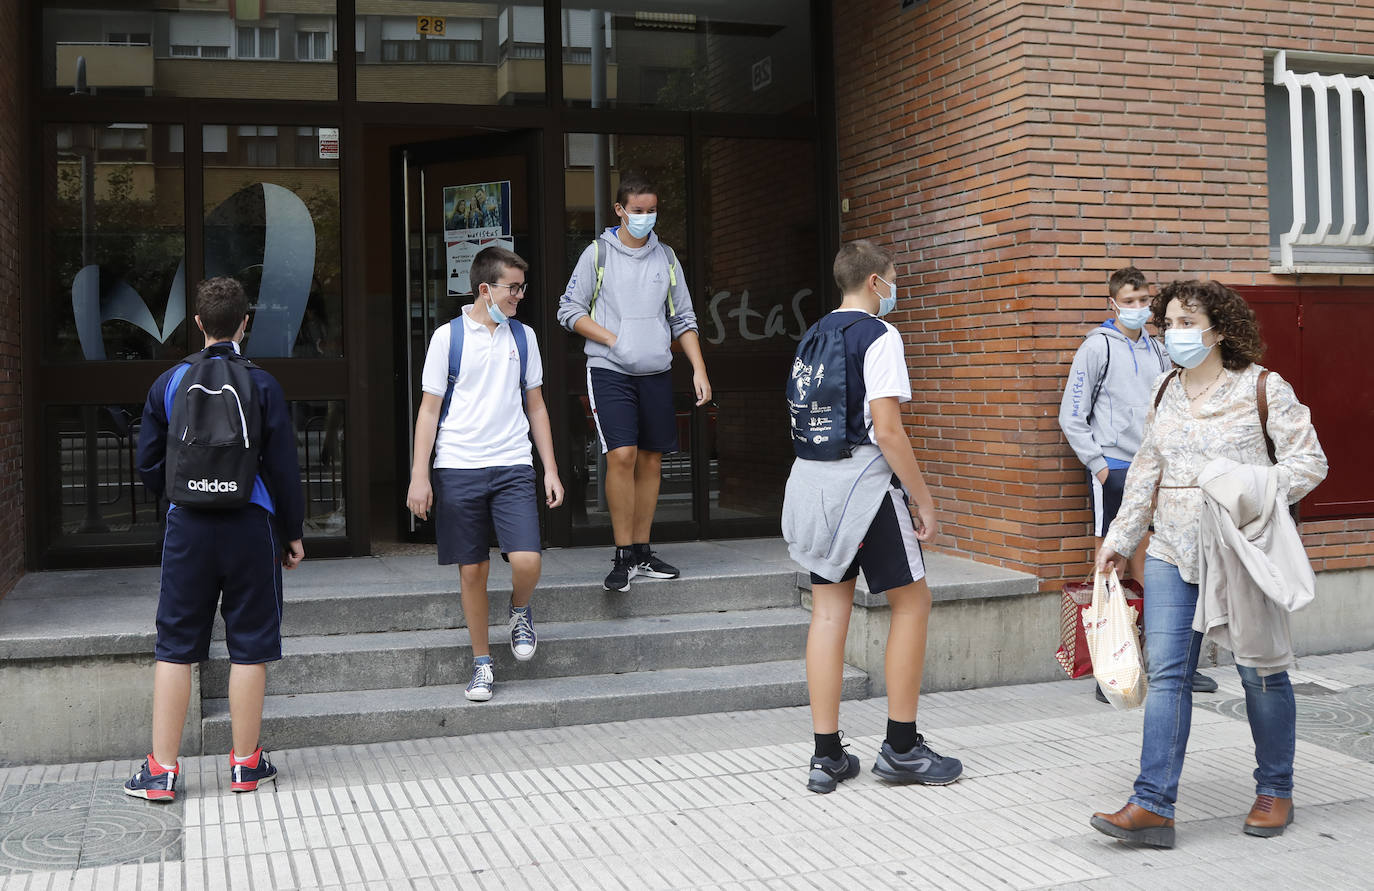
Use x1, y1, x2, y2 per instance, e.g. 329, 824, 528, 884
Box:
487, 281, 528, 296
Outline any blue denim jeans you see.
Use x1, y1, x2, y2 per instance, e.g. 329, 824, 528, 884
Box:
1129, 557, 1297, 819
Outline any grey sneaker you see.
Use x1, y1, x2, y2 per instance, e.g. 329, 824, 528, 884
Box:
872, 735, 962, 785
509, 606, 537, 662
465, 659, 494, 702
806, 751, 860, 794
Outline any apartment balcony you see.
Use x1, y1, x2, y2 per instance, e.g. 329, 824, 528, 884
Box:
56, 43, 155, 90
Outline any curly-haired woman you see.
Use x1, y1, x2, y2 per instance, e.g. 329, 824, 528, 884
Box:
1089, 280, 1327, 848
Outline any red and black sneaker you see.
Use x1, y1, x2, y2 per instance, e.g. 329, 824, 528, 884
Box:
123, 754, 179, 802
229, 747, 278, 793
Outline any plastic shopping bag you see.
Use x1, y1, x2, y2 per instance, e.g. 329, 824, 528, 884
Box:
1055, 576, 1144, 678
1082, 568, 1148, 709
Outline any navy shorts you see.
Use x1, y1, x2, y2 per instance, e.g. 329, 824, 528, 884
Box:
156, 506, 284, 665
1089, 467, 1129, 538
810, 481, 927, 596
587, 367, 679, 454
434, 465, 542, 566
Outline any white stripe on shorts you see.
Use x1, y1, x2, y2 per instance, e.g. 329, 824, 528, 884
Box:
888, 485, 926, 584
1090, 472, 1105, 538
586, 366, 609, 455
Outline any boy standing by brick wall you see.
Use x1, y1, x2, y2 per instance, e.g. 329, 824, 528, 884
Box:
783, 240, 962, 794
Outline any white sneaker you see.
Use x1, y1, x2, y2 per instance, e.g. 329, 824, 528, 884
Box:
509, 606, 537, 662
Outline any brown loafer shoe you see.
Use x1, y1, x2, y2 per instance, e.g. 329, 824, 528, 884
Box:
1090, 802, 1176, 848
1243, 795, 1294, 837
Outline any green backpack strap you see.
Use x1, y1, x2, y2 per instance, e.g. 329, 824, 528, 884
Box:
590, 240, 680, 320
590, 240, 606, 323
661, 243, 679, 316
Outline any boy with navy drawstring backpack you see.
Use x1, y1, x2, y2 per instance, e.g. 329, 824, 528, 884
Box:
406, 246, 564, 702
125, 276, 304, 803
782, 240, 962, 794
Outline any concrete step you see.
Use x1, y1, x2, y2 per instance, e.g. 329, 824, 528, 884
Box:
202, 608, 813, 697
231, 571, 801, 640
201, 660, 869, 752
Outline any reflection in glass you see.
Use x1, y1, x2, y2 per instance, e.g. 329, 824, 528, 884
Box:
45, 123, 186, 362
296, 400, 347, 537
203, 125, 343, 359
702, 138, 822, 521
45, 399, 346, 547
563, 133, 689, 530
356, 4, 545, 105
48, 403, 163, 546
43, 3, 338, 100
562, 2, 813, 114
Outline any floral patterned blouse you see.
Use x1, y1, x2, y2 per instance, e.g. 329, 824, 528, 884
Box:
1102, 363, 1328, 584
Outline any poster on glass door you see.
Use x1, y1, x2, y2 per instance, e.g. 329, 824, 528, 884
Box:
444, 181, 513, 296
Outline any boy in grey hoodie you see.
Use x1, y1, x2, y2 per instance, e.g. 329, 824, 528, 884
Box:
557, 172, 711, 592
1058, 267, 1216, 697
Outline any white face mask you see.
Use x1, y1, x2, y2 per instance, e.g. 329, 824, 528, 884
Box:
1113, 299, 1151, 331
875, 275, 898, 317
1164, 325, 1215, 368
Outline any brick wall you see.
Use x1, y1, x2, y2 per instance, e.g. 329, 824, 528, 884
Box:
0, 0, 27, 597
833, 0, 1374, 590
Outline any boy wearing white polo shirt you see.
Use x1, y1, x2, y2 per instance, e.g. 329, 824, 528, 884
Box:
407, 246, 564, 702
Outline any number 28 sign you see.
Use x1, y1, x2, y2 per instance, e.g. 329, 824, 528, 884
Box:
417, 16, 446, 36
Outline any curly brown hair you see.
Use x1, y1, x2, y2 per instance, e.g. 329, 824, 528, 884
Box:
1150, 279, 1265, 371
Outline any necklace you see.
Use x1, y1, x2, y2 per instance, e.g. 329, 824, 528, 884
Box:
1184, 365, 1224, 401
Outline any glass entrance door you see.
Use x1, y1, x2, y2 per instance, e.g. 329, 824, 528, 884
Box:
393, 132, 543, 542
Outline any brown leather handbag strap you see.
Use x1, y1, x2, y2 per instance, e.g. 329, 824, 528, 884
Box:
1258, 369, 1277, 464
1152, 369, 1181, 410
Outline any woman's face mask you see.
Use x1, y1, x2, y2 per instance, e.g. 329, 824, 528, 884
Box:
1164, 325, 1215, 368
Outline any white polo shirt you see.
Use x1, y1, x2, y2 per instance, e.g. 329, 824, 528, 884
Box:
421, 305, 544, 469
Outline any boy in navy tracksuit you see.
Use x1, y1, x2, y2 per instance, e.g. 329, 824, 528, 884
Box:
125, 276, 305, 802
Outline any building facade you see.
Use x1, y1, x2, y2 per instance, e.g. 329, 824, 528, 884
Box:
0, 0, 1371, 601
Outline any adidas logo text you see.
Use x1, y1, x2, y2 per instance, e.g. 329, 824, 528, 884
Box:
187, 478, 239, 493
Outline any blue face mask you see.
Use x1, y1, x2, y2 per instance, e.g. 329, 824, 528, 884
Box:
1113, 300, 1152, 331
1164, 326, 1214, 368
875, 275, 898, 317
624, 212, 657, 239
484, 289, 509, 325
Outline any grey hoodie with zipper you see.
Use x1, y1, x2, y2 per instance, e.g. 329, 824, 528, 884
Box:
557, 228, 697, 376
1058, 320, 1172, 475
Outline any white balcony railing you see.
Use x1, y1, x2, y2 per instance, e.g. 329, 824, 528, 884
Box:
1273, 50, 1374, 272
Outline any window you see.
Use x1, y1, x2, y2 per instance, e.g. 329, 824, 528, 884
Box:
381, 40, 420, 62
170, 44, 229, 58
107, 32, 151, 46
1267, 50, 1374, 272
235, 125, 279, 166
237, 26, 278, 59
297, 30, 330, 61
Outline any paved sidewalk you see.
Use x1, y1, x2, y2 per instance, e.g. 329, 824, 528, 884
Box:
3, 651, 1374, 890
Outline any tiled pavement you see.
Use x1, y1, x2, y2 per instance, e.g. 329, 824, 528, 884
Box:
4, 651, 1374, 889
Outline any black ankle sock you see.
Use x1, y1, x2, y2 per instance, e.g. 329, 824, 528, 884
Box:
814, 732, 843, 761
615, 545, 634, 562
632, 543, 650, 558
886, 719, 919, 754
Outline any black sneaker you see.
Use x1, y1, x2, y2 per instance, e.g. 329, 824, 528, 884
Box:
604, 548, 634, 592
1095, 684, 1109, 704
633, 546, 680, 580
1191, 672, 1218, 693
807, 750, 860, 794
872, 735, 963, 785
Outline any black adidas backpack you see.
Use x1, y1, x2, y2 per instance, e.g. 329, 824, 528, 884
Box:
164, 345, 262, 508
787, 316, 870, 461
